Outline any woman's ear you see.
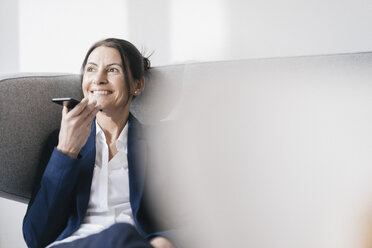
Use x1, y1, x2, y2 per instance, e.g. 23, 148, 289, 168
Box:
133, 76, 145, 96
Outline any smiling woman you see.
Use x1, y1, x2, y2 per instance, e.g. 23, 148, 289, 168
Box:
22, 38, 175, 248
82, 46, 144, 117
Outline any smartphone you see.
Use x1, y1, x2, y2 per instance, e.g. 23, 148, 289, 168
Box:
52, 97, 80, 110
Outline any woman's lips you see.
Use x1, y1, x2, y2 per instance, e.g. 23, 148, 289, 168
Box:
90, 90, 112, 95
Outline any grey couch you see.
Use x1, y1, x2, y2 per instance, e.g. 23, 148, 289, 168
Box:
0, 74, 82, 203
0, 66, 183, 203
1, 54, 372, 247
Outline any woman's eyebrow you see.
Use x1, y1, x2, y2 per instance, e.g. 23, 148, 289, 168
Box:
86, 62, 122, 67
106, 63, 122, 67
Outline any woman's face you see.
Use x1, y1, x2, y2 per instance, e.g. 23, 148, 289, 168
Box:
82, 46, 132, 114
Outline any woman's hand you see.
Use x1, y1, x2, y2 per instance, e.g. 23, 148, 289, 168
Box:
150, 237, 175, 248
56, 98, 101, 158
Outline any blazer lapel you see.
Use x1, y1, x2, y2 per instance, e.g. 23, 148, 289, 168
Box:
127, 114, 148, 226
75, 120, 96, 222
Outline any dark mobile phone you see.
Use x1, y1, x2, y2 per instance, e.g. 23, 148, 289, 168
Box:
52, 97, 80, 110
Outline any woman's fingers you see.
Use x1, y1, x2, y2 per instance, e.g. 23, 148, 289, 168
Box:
81, 100, 96, 118
61, 97, 100, 126
69, 98, 98, 121
67, 98, 89, 117
82, 101, 101, 122
61, 105, 69, 117
84, 105, 101, 127
57, 98, 100, 158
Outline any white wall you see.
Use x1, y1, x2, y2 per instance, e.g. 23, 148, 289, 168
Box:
15, 0, 372, 72
0, 2, 25, 247
18, 0, 128, 73
223, 0, 372, 59
0, 198, 26, 248
4, 0, 372, 73
2, 0, 372, 247
0, 0, 19, 73
111, 0, 372, 64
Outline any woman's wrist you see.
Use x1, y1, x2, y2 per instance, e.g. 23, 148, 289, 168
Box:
56, 145, 79, 159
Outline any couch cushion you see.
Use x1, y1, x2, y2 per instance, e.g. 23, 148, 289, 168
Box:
0, 73, 82, 203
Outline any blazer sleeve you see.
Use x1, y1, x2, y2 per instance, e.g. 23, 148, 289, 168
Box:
22, 130, 83, 248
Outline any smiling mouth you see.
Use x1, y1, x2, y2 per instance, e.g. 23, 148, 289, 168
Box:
91, 90, 112, 95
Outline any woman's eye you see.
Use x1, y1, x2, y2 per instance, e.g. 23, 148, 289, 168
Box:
86, 67, 95, 72
108, 68, 119, 72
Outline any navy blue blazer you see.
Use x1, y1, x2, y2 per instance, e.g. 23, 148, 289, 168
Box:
23, 115, 175, 248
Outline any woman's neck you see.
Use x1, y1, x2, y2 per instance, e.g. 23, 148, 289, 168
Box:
96, 110, 129, 145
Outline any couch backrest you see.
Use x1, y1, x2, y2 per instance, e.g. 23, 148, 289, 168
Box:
0, 74, 82, 203
3, 53, 372, 246
0, 65, 185, 203
1, 52, 372, 208
154, 53, 372, 248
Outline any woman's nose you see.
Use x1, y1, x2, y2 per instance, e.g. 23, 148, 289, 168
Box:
93, 70, 107, 84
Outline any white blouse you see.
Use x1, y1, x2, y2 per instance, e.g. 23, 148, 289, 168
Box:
49, 120, 133, 247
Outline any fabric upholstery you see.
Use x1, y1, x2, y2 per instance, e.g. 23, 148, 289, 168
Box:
0, 74, 82, 202
2, 53, 372, 206
0, 65, 184, 203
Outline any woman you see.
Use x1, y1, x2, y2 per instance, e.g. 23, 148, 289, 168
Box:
23, 38, 175, 248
